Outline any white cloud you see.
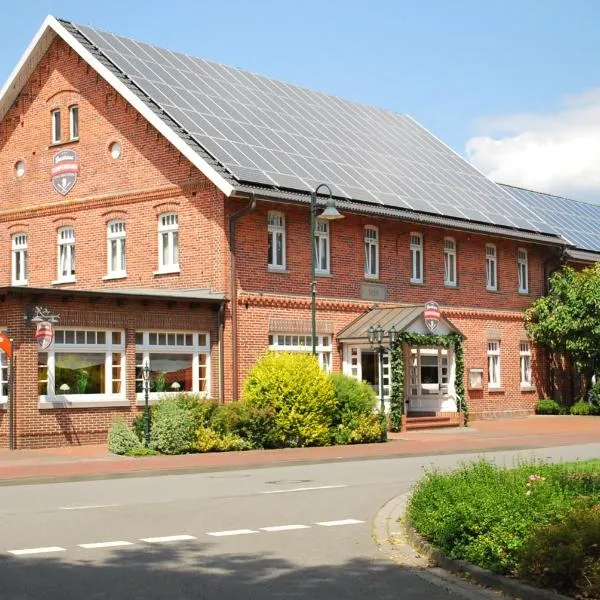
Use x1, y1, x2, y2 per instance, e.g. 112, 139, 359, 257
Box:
465, 88, 600, 202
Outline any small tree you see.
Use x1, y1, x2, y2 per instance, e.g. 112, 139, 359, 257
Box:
526, 263, 600, 393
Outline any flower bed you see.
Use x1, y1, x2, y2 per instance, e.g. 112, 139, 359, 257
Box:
407, 459, 600, 598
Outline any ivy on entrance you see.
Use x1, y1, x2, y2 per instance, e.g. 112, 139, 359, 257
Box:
389, 332, 467, 432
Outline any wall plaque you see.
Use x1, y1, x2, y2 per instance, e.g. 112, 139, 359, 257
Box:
360, 282, 388, 302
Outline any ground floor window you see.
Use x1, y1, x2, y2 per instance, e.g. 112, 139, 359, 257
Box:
268, 334, 332, 372
135, 331, 210, 397
39, 329, 125, 401
520, 342, 532, 387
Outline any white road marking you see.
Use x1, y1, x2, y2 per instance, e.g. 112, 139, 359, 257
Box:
60, 503, 122, 511
8, 546, 66, 556
260, 524, 311, 532
206, 529, 258, 537
316, 519, 364, 527
140, 535, 197, 543
78, 541, 133, 549
261, 484, 347, 495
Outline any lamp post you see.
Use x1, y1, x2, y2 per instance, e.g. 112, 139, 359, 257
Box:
141, 361, 151, 446
310, 184, 344, 355
367, 324, 399, 415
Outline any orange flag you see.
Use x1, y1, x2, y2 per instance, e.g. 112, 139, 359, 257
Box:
0, 333, 12, 358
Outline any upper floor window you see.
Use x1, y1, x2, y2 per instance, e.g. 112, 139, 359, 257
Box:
267, 211, 286, 270
364, 226, 379, 279
520, 341, 532, 387
487, 340, 501, 388
11, 233, 27, 286
57, 227, 75, 281
444, 237, 456, 287
158, 213, 179, 272
107, 221, 126, 277
518, 248, 528, 293
69, 105, 79, 141
51, 109, 61, 144
486, 244, 497, 291
315, 219, 330, 274
410, 232, 423, 283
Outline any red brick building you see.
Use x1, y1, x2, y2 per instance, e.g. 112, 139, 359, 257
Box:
0, 16, 596, 447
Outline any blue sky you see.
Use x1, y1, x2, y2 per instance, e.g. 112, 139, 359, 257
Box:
2, 1, 600, 200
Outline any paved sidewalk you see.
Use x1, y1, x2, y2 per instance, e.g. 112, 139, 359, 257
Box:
0, 416, 597, 484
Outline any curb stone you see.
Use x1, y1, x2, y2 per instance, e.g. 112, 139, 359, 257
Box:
388, 492, 572, 600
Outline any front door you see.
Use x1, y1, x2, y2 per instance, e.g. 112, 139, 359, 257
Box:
407, 346, 456, 413
344, 346, 390, 404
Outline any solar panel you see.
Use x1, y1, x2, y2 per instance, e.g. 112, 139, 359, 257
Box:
500, 185, 600, 252
74, 22, 551, 233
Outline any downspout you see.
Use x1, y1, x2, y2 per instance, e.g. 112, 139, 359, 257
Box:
228, 194, 256, 401
218, 302, 225, 403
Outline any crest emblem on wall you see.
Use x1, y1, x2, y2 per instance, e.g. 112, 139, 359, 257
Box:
35, 321, 54, 350
51, 149, 79, 196
423, 301, 441, 333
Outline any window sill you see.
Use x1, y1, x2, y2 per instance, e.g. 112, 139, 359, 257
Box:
486, 288, 499, 293
363, 276, 380, 282
51, 276, 76, 285
11, 281, 28, 287
38, 398, 130, 409
467, 386, 483, 392
153, 267, 180, 276
518, 291, 532, 296
520, 385, 536, 392
316, 272, 333, 278
444, 283, 458, 289
268, 267, 290, 274
48, 139, 79, 149
102, 273, 128, 281
488, 387, 505, 394
410, 280, 425, 286
135, 392, 208, 406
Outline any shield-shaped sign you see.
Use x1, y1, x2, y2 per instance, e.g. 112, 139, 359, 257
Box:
51, 150, 79, 196
423, 301, 441, 333
35, 321, 54, 350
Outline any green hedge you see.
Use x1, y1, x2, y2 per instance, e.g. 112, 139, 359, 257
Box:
570, 400, 598, 415
535, 399, 561, 415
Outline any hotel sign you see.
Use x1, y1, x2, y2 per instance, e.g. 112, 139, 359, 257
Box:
51, 149, 79, 196
423, 301, 441, 332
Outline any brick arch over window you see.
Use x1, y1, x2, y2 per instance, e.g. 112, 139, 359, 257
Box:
153, 201, 181, 216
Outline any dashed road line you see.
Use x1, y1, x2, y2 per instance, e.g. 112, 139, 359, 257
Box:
8, 546, 66, 556
260, 524, 311, 532
140, 535, 197, 543
60, 504, 122, 511
261, 485, 347, 495
316, 519, 364, 527
78, 541, 133, 549
206, 529, 258, 537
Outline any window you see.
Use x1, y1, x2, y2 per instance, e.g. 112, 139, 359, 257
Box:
39, 329, 125, 402
520, 342, 532, 387
135, 331, 210, 397
408, 347, 449, 397
57, 227, 75, 281
107, 221, 126, 276
410, 232, 423, 283
69, 105, 79, 140
267, 211, 286, 270
315, 219, 330, 274
268, 334, 332, 372
11, 233, 27, 285
364, 226, 379, 279
486, 244, 497, 291
518, 248, 528, 293
0, 331, 8, 404
51, 109, 61, 144
487, 341, 501, 388
444, 237, 456, 286
158, 213, 179, 272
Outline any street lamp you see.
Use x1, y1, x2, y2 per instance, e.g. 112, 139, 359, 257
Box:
367, 324, 399, 415
141, 361, 151, 446
311, 184, 344, 355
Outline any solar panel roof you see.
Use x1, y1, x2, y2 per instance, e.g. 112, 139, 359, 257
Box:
64, 20, 554, 235
500, 185, 600, 253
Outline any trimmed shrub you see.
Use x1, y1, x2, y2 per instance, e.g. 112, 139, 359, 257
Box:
210, 402, 280, 449
330, 373, 376, 424
108, 418, 143, 455
126, 446, 159, 457
194, 426, 252, 453
570, 400, 598, 415
149, 399, 196, 454
519, 507, 600, 598
244, 352, 336, 447
534, 399, 561, 415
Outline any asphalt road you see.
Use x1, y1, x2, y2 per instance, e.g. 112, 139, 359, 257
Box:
0, 442, 598, 600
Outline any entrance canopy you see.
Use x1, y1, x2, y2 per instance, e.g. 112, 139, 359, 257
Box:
337, 304, 462, 343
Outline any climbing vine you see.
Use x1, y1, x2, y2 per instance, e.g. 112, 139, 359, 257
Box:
389, 332, 467, 431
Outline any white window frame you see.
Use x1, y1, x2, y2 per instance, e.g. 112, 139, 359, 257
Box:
135, 331, 210, 401
11, 233, 28, 286
364, 225, 379, 279
56, 227, 75, 283
487, 340, 501, 388
69, 105, 79, 141
486, 244, 497, 291
315, 219, 330, 275
106, 220, 127, 278
518, 248, 528, 294
39, 328, 126, 405
410, 232, 423, 283
520, 341, 532, 387
51, 109, 61, 144
444, 237, 457, 287
267, 211, 286, 271
268, 333, 332, 372
157, 213, 179, 273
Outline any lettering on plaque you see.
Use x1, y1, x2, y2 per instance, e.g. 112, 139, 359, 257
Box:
360, 282, 388, 301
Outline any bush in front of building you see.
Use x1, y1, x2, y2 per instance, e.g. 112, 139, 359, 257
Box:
534, 399, 562, 415
570, 400, 599, 416
194, 426, 253, 452
149, 398, 198, 454
108, 418, 144, 455
244, 352, 337, 447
